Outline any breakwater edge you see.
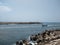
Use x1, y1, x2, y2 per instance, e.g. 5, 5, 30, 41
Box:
16, 29, 60, 45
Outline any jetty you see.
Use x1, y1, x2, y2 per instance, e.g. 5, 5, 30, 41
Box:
16, 29, 60, 45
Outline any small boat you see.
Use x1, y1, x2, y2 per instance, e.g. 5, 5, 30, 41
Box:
42, 24, 47, 27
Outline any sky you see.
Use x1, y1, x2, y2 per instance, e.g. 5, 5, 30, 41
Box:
0, 0, 60, 22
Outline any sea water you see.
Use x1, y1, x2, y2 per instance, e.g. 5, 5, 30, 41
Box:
0, 22, 60, 45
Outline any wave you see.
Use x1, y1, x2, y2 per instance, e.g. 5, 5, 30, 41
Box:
0, 26, 40, 29
12, 43, 16, 45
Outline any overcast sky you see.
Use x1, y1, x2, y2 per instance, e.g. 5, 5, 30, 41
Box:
0, 0, 60, 22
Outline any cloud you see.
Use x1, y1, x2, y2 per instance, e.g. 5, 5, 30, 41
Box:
0, 2, 2, 4
0, 2, 12, 12
0, 6, 12, 12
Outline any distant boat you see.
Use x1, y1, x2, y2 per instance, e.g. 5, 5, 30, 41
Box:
42, 24, 47, 27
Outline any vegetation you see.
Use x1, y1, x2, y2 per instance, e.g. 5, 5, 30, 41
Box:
0, 22, 41, 24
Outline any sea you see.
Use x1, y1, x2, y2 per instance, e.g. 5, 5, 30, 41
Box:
0, 22, 60, 45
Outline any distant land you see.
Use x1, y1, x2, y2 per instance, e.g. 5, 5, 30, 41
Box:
0, 22, 41, 24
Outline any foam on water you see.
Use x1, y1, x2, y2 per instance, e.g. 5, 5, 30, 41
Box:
12, 43, 16, 45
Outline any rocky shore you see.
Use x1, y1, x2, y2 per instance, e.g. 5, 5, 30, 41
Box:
16, 29, 60, 45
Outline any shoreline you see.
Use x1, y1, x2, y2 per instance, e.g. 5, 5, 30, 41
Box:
16, 29, 60, 45
0, 22, 41, 24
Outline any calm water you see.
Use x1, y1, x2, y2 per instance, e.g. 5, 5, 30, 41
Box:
0, 22, 60, 45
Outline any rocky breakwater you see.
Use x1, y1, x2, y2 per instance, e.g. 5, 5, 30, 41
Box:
16, 29, 60, 45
